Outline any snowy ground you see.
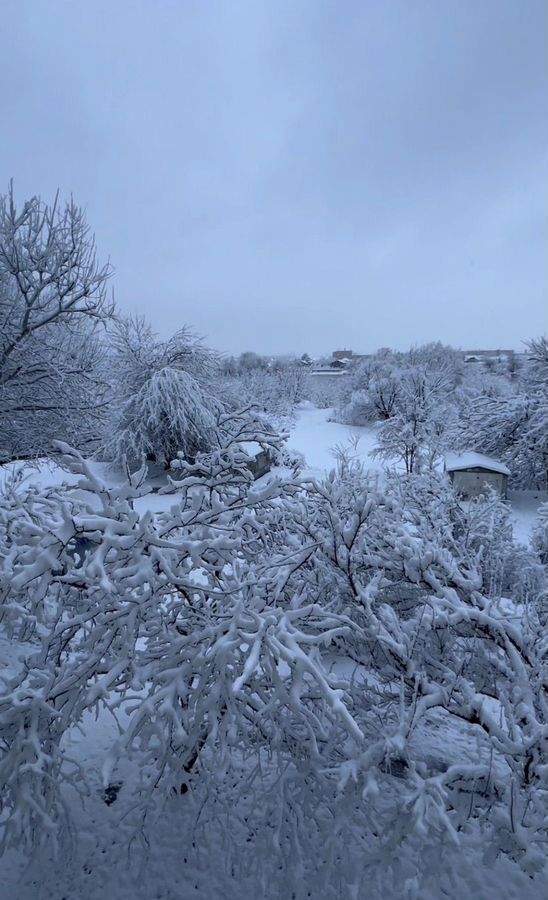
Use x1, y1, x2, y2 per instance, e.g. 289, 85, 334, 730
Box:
286, 404, 383, 476
508, 489, 547, 544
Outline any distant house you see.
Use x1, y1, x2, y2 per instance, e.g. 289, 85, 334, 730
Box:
462, 349, 515, 365
332, 349, 370, 362
445, 452, 510, 499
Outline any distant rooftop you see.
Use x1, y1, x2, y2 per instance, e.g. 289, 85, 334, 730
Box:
445, 452, 510, 476
332, 349, 370, 361
462, 349, 514, 355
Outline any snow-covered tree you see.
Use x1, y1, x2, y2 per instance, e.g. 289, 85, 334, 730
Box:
458, 338, 548, 490
110, 316, 216, 389
372, 365, 458, 473
525, 335, 548, 382
104, 317, 220, 466
289, 460, 548, 877
220, 360, 309, 422
0, 184, 112, 461
237, 350, 269, 371
339, 344, 462, 430
461, 391, 547, 490
104, 366, 220, 467
341, 351, 403, 423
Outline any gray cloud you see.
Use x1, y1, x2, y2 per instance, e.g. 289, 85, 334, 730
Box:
1, 0, 546, 355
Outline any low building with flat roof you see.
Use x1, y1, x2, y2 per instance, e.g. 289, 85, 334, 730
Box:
445, 451, 510, 499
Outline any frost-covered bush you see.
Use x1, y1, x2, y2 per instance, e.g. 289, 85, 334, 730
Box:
0, 433, 370, 881
287, 462, 548, 870
338, 388, 377, 424
277, 444, 305, 474
310, 383, 342, 409
372, 402, 456, 473
337, 346, 461, 472
1, 441, 547, 895
457, 490, 544, 605
461, 392, 548, 489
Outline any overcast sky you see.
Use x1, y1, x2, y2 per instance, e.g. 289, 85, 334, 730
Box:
1, 1, 546, 356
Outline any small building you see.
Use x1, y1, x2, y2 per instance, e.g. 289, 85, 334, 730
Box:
462, 349, 515, 365
332, 349, 370, 362
445, 452, 510, 499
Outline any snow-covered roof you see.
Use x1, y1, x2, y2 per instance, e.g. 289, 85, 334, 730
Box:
445, 452, 510, 476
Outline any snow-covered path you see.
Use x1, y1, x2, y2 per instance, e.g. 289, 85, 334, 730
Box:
508, 489, 547, 544
286, 405, 383, 476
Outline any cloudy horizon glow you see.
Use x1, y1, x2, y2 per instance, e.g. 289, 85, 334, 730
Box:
1, 0, 546, 356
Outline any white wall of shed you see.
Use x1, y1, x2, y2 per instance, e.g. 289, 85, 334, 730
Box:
451, 470, 507, 498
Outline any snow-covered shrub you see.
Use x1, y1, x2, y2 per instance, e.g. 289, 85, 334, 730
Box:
461, 392, 548, 490
286, 462, 548, 877
277, 444, 305, 474
338, 352, 403, 422
338, 388, 377, 424
1, 426, 355, 862
1, 438, 547, 895
338, 343, 462, 430
337, 347, 461, 472
310, 384, 341, 409
457, 490, 544, 605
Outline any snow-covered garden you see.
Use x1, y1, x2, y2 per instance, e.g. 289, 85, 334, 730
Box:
1, 189, 548, 899
287, 405, 546, 544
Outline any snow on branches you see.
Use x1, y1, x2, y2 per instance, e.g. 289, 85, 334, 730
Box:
0, 184, 112, 462
0, 434, 547, 892
103, 366, 220, 467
